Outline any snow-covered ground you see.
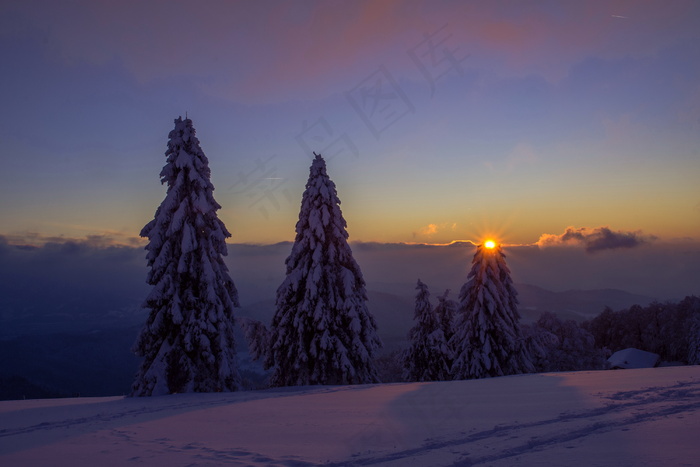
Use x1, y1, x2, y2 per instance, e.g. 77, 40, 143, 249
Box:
1, 366, 698, 466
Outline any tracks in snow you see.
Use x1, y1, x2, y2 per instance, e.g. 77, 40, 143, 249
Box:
2, 377, 699, 466
338, 379, 700, 467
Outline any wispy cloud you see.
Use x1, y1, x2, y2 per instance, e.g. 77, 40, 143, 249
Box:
2, 232, 146, 248
506, 142, 539, 171
412, 222, 457, 240
536, 226, 654, 253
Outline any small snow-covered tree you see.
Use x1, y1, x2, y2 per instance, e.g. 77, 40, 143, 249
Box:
265, 152, 381, 386
688, 315, 700, 365
240, 317, 270, 362
435, 289, 457, 346
524, 312, 605, 372
682, 296, 700, 365
521, 321, 558, 372
132, 116, 241, 396
451, 242, 533, 379
402, 280, 451, 382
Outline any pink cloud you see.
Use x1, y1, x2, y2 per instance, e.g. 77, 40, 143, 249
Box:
8, 0, 698, 104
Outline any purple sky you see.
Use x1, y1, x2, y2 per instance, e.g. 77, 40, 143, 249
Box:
0, 1, 699, 296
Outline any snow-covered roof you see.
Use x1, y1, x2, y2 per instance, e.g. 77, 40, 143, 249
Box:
607, 348, 660, 369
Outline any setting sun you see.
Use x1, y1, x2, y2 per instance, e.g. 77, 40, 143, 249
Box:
484, 240, 496, 249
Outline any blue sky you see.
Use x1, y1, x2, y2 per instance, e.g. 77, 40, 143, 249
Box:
1, 0, 699, 248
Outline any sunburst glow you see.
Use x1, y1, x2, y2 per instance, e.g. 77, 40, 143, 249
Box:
484, 240, 496, 249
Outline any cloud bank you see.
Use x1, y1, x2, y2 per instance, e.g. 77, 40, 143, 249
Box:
2, 231, 146, 249
536, 226, 654, 253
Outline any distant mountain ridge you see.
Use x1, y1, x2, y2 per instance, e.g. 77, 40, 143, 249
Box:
0, 278, 658, 340
516, 283, 658, 322
361, 282, 658, 330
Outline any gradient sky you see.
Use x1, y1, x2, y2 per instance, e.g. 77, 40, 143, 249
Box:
1, 0, 699, 247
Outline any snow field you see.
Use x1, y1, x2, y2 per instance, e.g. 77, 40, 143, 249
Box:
1, 366, 698, 466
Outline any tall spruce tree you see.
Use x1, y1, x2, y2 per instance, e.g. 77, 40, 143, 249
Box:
132, 116, 241, 396
451, 242, 533, 379
266, 152, 381, 386
402, 280, 451, 382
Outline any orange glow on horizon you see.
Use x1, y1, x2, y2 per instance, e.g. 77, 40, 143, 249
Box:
484, 240, 497, 249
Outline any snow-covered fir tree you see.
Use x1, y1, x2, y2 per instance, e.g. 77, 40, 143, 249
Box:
521, 321, 558, 372
688, 316, 700, 365
402, 280, 452, 382
451, 242, 533, 379
523, 312, 605, 372
435, 289, 457, 346
435, 289, 457, 370
265, 152, 382, 386
683, 296, 700, 365
132, 116, 241, 396
240, 317, 270, 362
